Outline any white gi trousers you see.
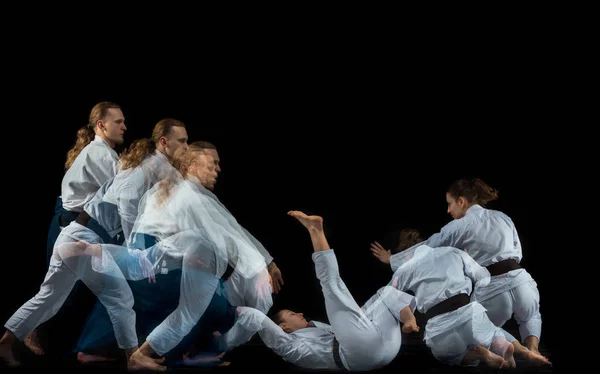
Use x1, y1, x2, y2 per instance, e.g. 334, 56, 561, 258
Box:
4, 222, 138, 350
423, 301, 513, 366
314, 249, 415, 371
472, 269, 542, 342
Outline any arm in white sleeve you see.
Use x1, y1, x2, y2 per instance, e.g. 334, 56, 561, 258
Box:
389, 221, 461, 272
91, 153, 119, 187
511, 218, 523, 260
363, 285, 417, 322
456, 248, 491, 288
118, 185, 140, 244
231, 307, 311, 362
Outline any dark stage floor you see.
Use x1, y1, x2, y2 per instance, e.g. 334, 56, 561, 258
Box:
2, 318, 555, 374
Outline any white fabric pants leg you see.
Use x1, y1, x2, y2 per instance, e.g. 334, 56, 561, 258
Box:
145, 242, 221, 356
478, 280, 542, 342
313, 249, 412, 371
424, 302, 509, 366
5, 222, 138, 349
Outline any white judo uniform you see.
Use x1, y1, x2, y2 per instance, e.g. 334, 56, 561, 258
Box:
390, 204, 542, 342
232, 249, 417, 371
61, 135, 120, 213
5, 178, 143, 350
390, 244, 513, 366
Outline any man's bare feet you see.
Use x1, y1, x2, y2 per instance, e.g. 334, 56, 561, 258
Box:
77, 351, 117, 364
0, 342, 20, 367
128, 350, 166, 371
288, 211, 323, 231
23, 329, 44, 355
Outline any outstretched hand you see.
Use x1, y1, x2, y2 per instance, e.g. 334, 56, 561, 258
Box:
370, 241, 391, 264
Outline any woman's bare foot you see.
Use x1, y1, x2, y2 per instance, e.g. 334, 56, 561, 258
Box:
465, 345, 508, 369
490, 337, 516, 369
400, 306, 420, 334
288, 211, 323, 231
77, 351, 117, 364
288, 211, 331, 252
23, 329, 44, 355
524, 336, 541, 355
512, 342, 552, 366
0, 342, 20, 367
128, 350, 166, 371
401, 321, 420, 334
502, 341, 516, 369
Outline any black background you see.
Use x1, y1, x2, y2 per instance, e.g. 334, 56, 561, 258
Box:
0, 41, 567, 371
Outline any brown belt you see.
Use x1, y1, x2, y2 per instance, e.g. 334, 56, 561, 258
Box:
425, 293, 470, 321
486, 258, 521, 276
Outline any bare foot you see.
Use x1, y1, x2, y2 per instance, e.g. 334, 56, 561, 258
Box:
514, 345, 552, 366
503, 342, 516, 369
128, 350, 166, 371
77, 351, 117, 364
0, 343, 20, 367
490, 337, 515, 369
524, 336, 541, 355
474, 345, 508, 369
23, 329, 44, 355
401, 321, 420, 334
400, 306, 419, 334
288, 211, 323, 231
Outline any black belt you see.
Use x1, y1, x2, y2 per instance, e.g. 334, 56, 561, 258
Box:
425, 293, 470, 321
222, 264, 234, 282
75, 211, 92, 227
74, 211, 115, 244
59, 210, 79, 227
486, 258, 522, 276
332, 337, 346, 370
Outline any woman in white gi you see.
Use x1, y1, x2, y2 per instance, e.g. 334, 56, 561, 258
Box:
383, 228, 551, 368
372, 177, 545, 357
228, 211, 420, 372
